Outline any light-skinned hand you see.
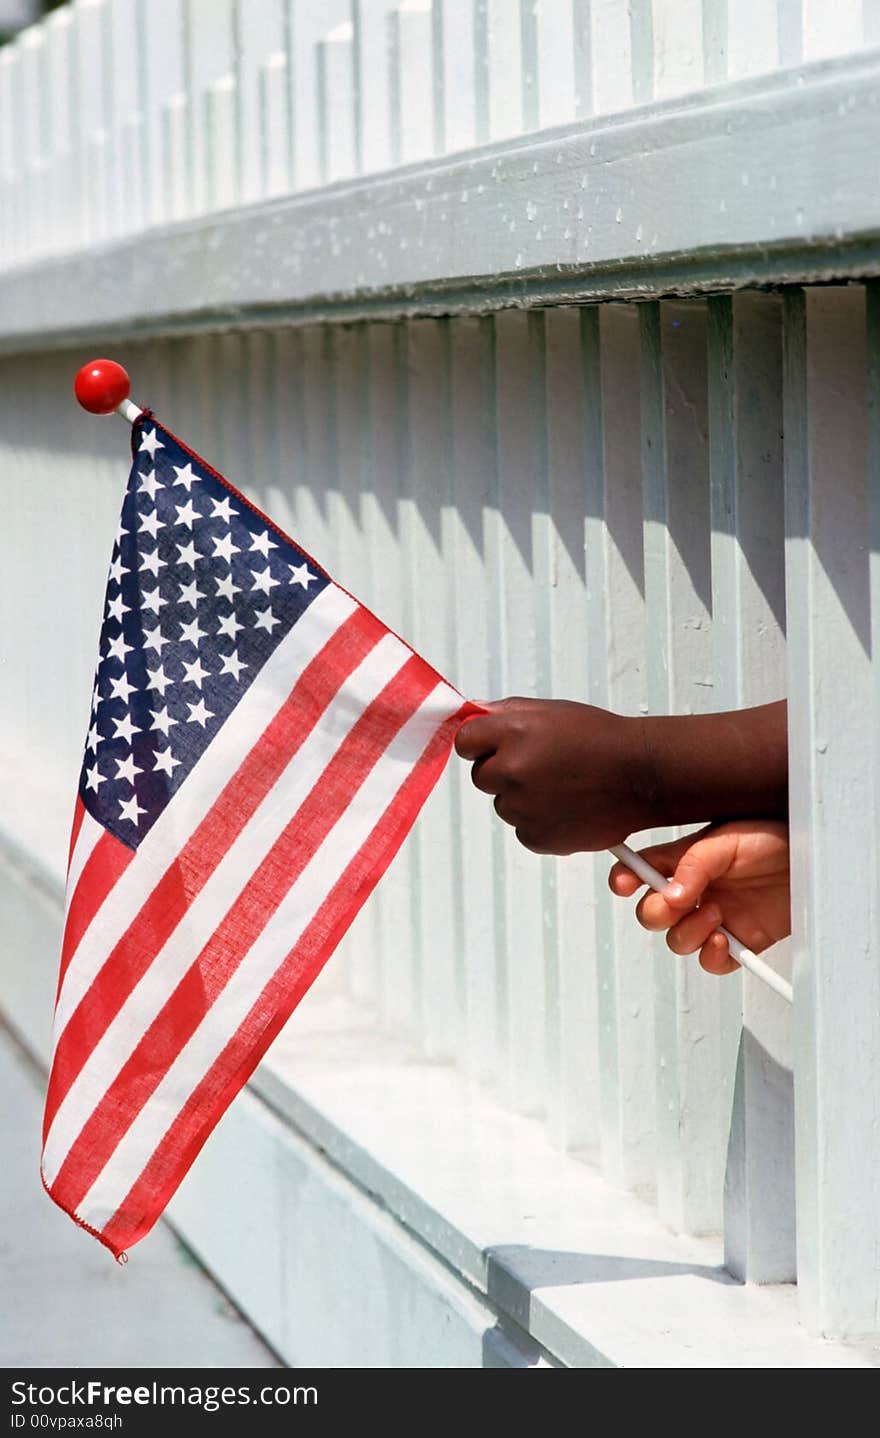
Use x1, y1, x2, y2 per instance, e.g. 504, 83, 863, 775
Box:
608, 819, 791, 976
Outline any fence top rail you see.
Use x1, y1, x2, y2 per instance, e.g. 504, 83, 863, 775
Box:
2, 47, 880, 350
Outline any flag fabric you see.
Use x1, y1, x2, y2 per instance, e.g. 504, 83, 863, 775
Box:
42, 410, 478, 1258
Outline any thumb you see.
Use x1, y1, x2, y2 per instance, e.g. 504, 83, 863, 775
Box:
664, 828, 742, 910
482, 695, 531, 712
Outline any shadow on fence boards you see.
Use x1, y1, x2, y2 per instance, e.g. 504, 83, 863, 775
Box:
1, 0, 879, 1368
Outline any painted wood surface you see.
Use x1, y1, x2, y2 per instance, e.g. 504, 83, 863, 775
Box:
5, 0, 880, 283
583, 304, 655, 1193
783, 286, 879, 1337
708, 292, 795, 1284
3, 0, 880, 1349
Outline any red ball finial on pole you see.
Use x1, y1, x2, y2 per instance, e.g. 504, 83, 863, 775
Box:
74, 359, 142, 425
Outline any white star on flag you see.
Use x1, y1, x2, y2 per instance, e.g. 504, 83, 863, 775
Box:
140, 586, 167, 614
186, 697, 215, 727
251, 566, 279, 596
179, 617, 206, 646
139, 428, 164, 459
142, 624, 169, 655
182, 656, 210, 688
139, 551, 162, 579
138, 469, 163, 501
219, 651, 246, 681
211, 532, 240, 564
177, 579, 204, 608
249, 531, 277, 558
289, 561, 315, 588
119, 794, 147, 825
106, 634, 133, 664
210, 496, 235, 522
254, 607, 280, 634
84, 764, 106, 793
172, 462, 199, 490
217, 613, 244, 640
112, 713, 139, 744
146, 666, 173, 697
174, 499, 200, 527
114, 752, 143, 786
149, 708, 175, 737
214, 573, 238, 602
109, 673, 138, 703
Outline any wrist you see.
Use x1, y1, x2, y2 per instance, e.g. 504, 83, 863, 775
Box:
627, 703, 788, 831
625, 714, 668, 832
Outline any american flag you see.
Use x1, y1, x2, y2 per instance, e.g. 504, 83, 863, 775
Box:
42, 412, 477, 1258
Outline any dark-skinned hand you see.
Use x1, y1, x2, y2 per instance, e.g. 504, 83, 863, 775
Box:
454, 696, 789, 857
453, 697, 651, 854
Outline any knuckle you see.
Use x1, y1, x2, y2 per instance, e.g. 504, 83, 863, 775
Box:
493, 793, 515, 822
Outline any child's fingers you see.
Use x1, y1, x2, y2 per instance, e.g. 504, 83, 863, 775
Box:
607, 845, 680, 898
664, 829, 743, 910
608, 863, 645, 897
634, 890, 680, 931
699, 930, 740, 977
663, 904, 722, 956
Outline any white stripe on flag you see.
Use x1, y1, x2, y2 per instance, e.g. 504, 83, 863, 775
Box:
53, 583, 357, 1039
77, 679, 461, 1231
65, 812, 104, 908
42, 633, 411, 1185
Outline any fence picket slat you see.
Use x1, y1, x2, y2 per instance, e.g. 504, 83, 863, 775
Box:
784, 285, 879, 1335
641, 298, 729, 1235
447, 317, 499, 1080
707, 292, 795, 1284
541, 306, 597, 1154
583, 304, 655, 1192
489, 309, 548, 1114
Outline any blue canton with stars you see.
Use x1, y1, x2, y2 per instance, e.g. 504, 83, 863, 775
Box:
80, 417, 330, 850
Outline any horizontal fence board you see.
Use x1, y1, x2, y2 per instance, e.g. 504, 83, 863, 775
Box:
6, 48, 880, 343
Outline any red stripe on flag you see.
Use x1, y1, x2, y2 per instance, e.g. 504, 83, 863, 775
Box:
100, 701, 476, 1256
48, 656, 445, 1216
66, 797, 86, 875
44, 606, 385, 1135
55, 833, 134, 997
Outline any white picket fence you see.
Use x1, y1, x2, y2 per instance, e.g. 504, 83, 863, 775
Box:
1, 0, 880, 1366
